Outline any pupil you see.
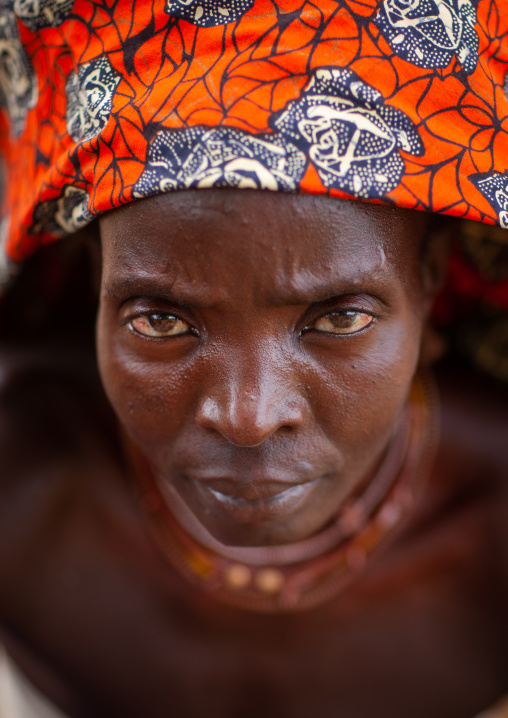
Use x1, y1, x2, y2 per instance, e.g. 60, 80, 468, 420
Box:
330, 312, 357, 328
148, 314, 177, 331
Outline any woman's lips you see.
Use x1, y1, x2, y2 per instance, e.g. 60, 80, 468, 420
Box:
189, 476, 322, 523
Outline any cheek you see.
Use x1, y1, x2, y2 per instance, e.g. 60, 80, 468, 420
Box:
96, 316, 193, 451
309, 317, 422, 453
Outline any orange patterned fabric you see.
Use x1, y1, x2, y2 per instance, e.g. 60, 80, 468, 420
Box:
0, 0, 508, 304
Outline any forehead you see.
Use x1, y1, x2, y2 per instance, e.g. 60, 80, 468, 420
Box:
98, 190, 427, 299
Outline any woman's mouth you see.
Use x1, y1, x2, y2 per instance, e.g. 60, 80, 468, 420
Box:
188, 477, 322, 523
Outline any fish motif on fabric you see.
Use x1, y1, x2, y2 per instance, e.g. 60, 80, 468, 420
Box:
32, 185, 92, 236
471, 173, 508, 230
134, 126, 307, 197
12, 0, 75, 31
66, 56, 121, 143
375, 0, 479, 75
272, 68, 424, 199
0, 9, 37, 137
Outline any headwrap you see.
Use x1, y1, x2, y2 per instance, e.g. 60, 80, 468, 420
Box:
1, 0, 508, 376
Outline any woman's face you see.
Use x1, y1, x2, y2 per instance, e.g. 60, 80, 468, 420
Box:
97, 190, 436, 547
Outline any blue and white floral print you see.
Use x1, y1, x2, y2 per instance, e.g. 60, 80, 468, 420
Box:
13, 0, 75, 31
164, 0, 254, 27
133, 126, 307, 197
272, 67, 423, 199
471, 172, 508, 229
0, 8, 38, 137
32, 185, 93, 236
66, 56, 121, 143
375, 0, 479, 75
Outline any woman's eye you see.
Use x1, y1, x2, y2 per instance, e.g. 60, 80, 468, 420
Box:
129, 313, 191, 338
310, 311, 374, 335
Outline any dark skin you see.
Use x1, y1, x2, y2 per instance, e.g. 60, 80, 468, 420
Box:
0, 191, 507, 718
97, 191, 432, 547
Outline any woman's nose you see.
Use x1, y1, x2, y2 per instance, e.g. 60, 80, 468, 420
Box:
195, 356, 305, 447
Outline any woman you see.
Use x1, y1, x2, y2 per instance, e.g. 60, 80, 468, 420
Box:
0, 1, 508, 716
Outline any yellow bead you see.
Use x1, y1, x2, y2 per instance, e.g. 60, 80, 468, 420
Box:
377, 502, 402, 529
223, 564, 251, 590
255, 568, 284, 594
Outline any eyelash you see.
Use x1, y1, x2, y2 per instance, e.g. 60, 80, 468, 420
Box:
301, 309, 377, 337
122, 306, 378, 340
122, 312, 196, 339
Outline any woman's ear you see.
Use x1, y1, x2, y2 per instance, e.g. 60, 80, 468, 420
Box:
419, 322, 447, 367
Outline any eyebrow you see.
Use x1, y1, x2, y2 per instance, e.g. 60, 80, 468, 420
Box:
103, 268, 390, 308
266, 277, 389, 306
263, 264, 392, 305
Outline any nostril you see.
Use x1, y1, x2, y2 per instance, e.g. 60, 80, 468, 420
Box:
196, 396, 221, 428
195, 387, 305, 447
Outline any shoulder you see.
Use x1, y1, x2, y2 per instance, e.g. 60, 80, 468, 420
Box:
426, 359, 508, 577
436, 359, 508, 473
0, 340, 118, 491
374, 361, 508, 614
405, 360, 508, 564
